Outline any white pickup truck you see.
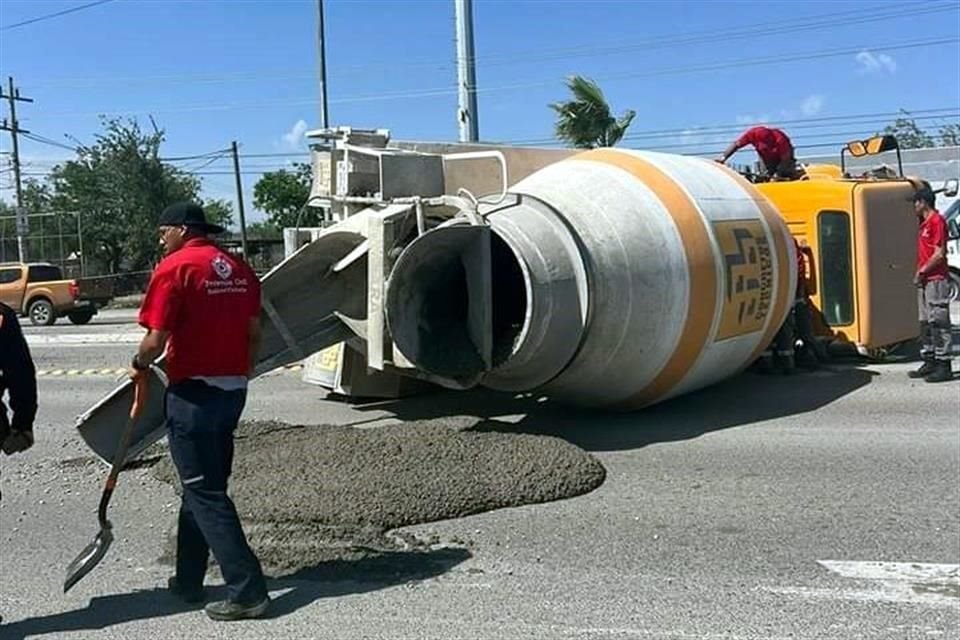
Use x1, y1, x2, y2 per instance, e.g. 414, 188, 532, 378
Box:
945, 198, 960, 301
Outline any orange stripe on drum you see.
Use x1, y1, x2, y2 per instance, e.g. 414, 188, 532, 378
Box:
579, 149, 718, 409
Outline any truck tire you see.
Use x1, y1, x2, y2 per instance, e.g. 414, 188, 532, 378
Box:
28, 298, 57, 326
68, 309, 95, 325
948, 269, 960, 303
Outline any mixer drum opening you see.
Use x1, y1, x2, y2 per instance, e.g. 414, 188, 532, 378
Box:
385, 225, 528, 382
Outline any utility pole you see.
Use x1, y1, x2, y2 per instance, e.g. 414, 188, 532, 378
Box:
455, 0, 479, 142
231, 141, 249, 259
0, 76, 34, 262
317, 0, 329, 128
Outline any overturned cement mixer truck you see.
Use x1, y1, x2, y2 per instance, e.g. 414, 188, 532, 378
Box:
77, 127, 814, 464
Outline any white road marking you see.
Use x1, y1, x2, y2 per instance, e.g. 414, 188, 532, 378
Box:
818, 560, 959, 584
767, 560, 959, 607
25, 332, 141, 345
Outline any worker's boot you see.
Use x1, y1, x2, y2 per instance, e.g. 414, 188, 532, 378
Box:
924, 360, 953, 383
908, 358, 935, 379
205, 597, 270, 621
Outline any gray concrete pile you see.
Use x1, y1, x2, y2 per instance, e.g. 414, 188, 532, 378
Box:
153, 418, 605, 574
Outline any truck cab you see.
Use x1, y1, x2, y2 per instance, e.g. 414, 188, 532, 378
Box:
753, 135, 958, 356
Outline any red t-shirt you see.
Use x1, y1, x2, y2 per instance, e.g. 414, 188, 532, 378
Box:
139, 238, 261, 383
917, 211, 949, 282
736, 127, 794, 167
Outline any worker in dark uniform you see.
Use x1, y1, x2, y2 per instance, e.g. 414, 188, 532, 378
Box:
130, 202, 269, 621
1, 302, 37, 455
1, 301, 38, 626
717, 126, 805, 181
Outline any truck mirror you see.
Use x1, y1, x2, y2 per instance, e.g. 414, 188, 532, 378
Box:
948, 219, 960, 241
943, 178, 959, 198
846, 140, 867, 157
866, 135, 899, 154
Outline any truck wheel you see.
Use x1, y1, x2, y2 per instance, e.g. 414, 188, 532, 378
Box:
948, 270, 960, 303
28, 298, 56, 326
68, 309, 95, 325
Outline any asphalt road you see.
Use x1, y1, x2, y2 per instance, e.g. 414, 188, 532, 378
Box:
2, 312, 958, 639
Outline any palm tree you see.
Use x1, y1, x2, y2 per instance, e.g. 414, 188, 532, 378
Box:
549, 75, 636, 149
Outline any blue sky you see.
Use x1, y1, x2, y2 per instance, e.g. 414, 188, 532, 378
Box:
1, 0, 958, 222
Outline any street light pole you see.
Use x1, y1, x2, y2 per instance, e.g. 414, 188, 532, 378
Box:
455, 0, 479, 142
317, 0, 330, 128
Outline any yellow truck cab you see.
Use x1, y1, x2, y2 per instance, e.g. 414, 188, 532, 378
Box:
754, 135, 956, 357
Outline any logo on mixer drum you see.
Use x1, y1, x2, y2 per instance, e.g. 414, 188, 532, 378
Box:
714, 220, 773, 341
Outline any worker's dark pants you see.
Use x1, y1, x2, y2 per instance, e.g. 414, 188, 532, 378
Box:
918, 279, 953, 362
165, 380, 267, 605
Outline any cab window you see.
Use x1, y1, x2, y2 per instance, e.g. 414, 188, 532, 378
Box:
27, 265, 63, 283
818, 211, 854, 326
0, 268, 21, 285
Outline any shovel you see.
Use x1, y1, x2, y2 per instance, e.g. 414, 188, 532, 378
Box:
64, 374, 148, 593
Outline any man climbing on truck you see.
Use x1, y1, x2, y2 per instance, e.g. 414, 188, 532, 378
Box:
717, 125, 804, 180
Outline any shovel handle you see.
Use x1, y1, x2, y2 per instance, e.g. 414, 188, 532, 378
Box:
98, 375, 149, 525
129, 373, 146, 420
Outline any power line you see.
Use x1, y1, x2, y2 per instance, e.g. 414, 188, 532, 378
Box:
508, 108, 960, 146
476, 2, 958, 68
15, 108, 958, 167
1, 0, 117, 31
22, 2, 958, 88
31, 37, 959, 119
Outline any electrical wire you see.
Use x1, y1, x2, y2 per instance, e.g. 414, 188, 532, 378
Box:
1, 0, 117, 31
23, 2, 957, 86
32, 37, 958, 119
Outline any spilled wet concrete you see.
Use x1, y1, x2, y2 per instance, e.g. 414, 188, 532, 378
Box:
152, 418, 605, 575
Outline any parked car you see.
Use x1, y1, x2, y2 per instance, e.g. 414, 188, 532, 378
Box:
0, 262, 115, 325
944, 198, 960, 302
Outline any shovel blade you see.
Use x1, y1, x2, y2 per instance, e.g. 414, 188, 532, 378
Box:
63, 527, 114, 593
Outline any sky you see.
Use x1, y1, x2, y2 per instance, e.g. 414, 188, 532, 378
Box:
1, 0, 958, 223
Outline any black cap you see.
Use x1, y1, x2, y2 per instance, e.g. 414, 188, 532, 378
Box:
158, 202, 225, 234
908, 181, 936, 207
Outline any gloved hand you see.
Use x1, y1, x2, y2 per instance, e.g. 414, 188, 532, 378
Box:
2, 429, 34, 455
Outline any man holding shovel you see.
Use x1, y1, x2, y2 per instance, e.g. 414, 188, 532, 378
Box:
131, 202, 269, 621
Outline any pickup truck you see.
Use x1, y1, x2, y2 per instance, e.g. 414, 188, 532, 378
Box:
0, 262, 115, 326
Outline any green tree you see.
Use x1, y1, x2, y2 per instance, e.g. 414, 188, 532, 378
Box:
201, 198, 235, 230
47, 117, 202, 273
246, 220, 282, 239
252, 163, 318, 229
939, 124, 960, 147
881, 112, 935, 149
549, 75, 636, 149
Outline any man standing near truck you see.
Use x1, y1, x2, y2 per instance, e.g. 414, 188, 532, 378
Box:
908, 182, 953, 383
130, 202, 269, 620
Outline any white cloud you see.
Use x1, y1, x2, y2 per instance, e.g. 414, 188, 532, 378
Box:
856, 50, 897, 75
281, 119, 309, 149
800, 94, 824, 117
735, 114, 770, 126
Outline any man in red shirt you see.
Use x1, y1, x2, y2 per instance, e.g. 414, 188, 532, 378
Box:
717, 126, 804, 180
131, 202, 269, 620
907, 182, 953, 383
